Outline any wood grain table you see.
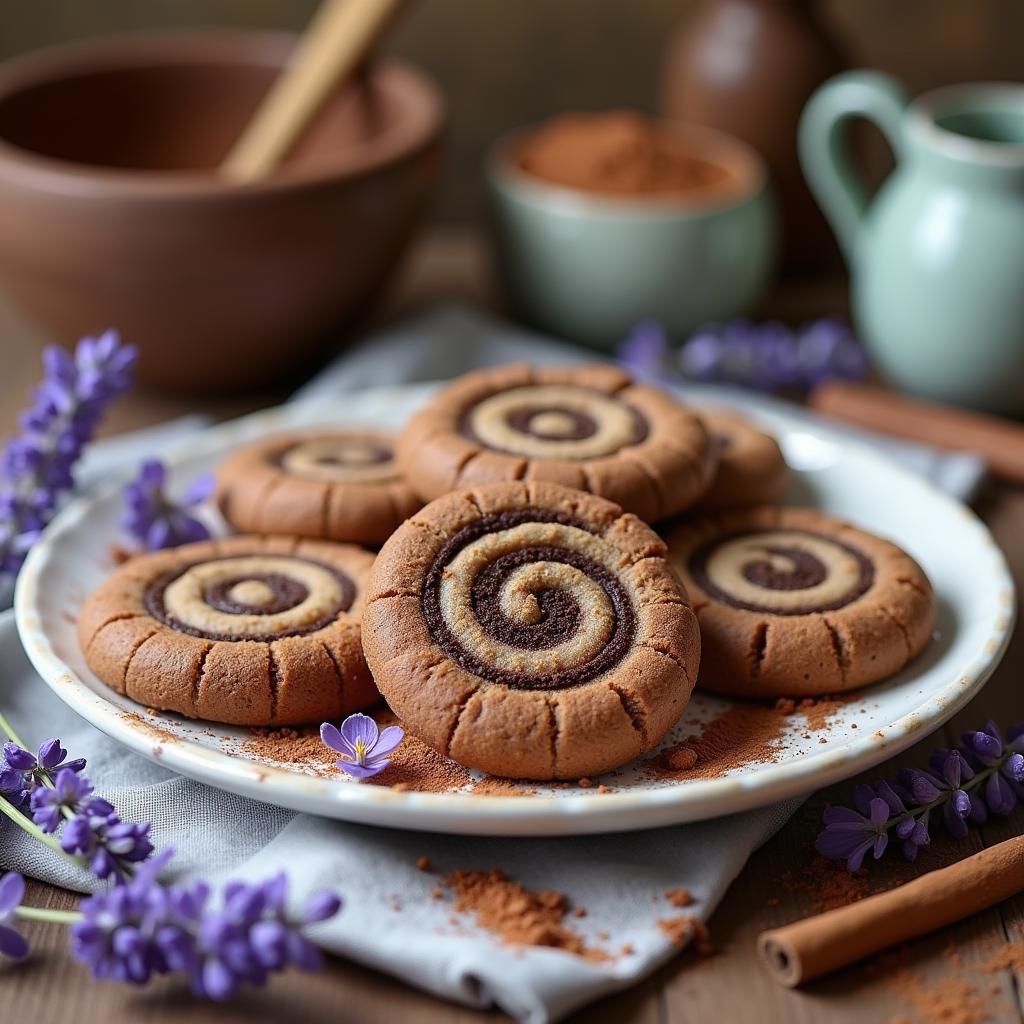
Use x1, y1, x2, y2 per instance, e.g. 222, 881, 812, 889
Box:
2, 231, 1022, 1024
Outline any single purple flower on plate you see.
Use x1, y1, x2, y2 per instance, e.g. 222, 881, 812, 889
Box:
122, 458, 213, 551
320, 713, 403, 779
0, 872, 28, 960
30, 767, 95, 833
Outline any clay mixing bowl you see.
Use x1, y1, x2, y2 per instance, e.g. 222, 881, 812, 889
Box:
0, 31, 444, 393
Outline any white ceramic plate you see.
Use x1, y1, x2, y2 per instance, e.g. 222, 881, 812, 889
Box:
14, 384, 1015, 836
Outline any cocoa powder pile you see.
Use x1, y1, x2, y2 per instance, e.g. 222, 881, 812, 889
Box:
444, 869, 604, 960
517, 111, 731, 197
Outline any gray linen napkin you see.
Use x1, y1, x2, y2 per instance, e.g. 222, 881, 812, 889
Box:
0, 306, 984, 1022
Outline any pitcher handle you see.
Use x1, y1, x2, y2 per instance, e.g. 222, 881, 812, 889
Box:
798, 70, 910, 264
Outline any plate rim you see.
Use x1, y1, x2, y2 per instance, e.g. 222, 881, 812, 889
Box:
14, 383, 1018, 835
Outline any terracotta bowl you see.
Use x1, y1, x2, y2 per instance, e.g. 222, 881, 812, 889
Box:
0, 31, 444, 393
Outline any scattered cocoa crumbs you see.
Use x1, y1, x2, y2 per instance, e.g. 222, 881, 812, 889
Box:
571, 907, 587, 918
665, 888, 694, 908
978, 942, 1024, 973
243, 727, 335, 775
416, 856, 432, 872
657, 915, 714, 955
780, 855, 871, 913
471, 777, 537, 797
444, 869, 605, 961
430, 887, 444, 900
620, 943, 635, 956
577, 777, 593, 788
647, 705, 790, 780
774, 698, 797, 715
888, 972, 987, 1024
597, 784, 613, 794
109, 544, 133, 565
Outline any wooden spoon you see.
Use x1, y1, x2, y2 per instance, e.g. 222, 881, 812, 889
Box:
222, 0, 406, 183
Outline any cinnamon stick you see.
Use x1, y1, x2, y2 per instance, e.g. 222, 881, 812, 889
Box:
808, 380, 1024, 484
758, 836, 1024, 987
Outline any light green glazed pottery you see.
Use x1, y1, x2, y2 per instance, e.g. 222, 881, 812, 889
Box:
800, 72, 1024, 415
487, 124, 778, 352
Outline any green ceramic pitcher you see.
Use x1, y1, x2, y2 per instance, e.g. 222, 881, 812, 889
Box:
800, 72, 1024, 415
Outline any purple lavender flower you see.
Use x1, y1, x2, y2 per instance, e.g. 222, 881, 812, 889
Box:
62, 797, 154, 882
122, 459, 213, 551
619, 316, 869, 395
815, 785, 890, 871
618, 320, 670, 383
0, 738, 85, 810
0, 872, 28, 960
31, 767, 95, 833
818, 720, 1024, 872
0, 331, 135, 600
320, 713, 403, 779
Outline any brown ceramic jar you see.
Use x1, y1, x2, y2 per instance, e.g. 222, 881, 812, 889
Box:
662, 0, 847, 274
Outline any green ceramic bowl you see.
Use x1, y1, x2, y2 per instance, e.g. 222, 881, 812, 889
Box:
487, 122, 779, 351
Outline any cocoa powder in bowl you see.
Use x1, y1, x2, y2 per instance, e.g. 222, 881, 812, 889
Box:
516, 110, 739, 199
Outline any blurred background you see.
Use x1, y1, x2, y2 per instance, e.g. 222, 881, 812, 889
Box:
5, 0, 1023, 224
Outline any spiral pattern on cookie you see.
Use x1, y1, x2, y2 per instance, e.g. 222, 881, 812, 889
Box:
276, 435, 398, 483
421, 509, 636, 690
146, 554, 355, 641
689, 529, 873, 615
460, 385, 648, 459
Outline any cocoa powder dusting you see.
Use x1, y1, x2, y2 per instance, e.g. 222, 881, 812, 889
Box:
978, 942, 1024, 973
780, 856, 871, 913
647, 705, 789, 780
444, 869, 605, 961
887, 973, 987, 1024
471, 777, 538, 797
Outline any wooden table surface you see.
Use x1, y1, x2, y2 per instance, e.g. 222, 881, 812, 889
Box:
3, 231, 1022, 1024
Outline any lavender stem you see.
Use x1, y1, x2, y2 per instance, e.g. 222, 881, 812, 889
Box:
14, 906, 82, 925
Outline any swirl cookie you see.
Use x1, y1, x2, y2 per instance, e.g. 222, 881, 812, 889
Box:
668, 507, 935, 698
216, 429, 422, 546
397, 363, 715, 523
78, 535, 378, 726
362, 481, 701, 780
694, 410, 789, 512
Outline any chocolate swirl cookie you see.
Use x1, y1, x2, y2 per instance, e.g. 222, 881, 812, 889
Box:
362, 481, 701, 780
397, 363, 715, 523
669, 507, 935, 698
78, 536, 378, 726
216, 429, 422, 546
693, 410, 789, 512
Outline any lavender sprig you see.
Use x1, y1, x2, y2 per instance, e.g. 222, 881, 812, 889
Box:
0, 717, 343, 998
617, 317, 868, 394
817, 721, 1024, 871
1, 732, 153, 883
71, 853, 341, 998
122, 459, 213, 551
0, 331, 136, 603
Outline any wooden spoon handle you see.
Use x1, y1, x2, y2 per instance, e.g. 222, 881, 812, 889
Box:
222, 0, 406, 183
